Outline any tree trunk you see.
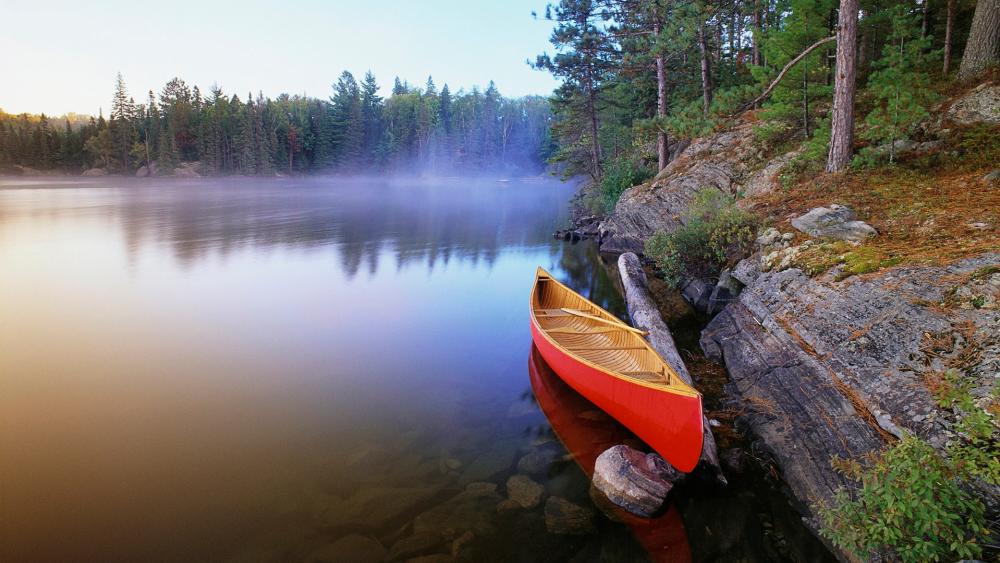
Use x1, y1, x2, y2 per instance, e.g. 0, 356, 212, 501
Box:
922, 0, 930, 38
618, 252, 726, 485
587, 75, 602, 179
943, 0, 956, 74
826, 0, 859, 173
655, 21, 669, 172
958, 0, 1000, 81
698, 25, 714, 115
753, 0, 762, 67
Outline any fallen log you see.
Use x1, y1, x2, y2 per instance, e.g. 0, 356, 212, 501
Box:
618, 252, 727, 485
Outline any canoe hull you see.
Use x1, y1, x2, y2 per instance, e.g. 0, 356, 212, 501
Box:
530, 318, 704, 473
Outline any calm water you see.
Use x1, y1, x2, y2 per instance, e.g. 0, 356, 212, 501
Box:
0, 177, 830, 562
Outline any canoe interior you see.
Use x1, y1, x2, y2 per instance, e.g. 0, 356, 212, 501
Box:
531, 268, 697, 396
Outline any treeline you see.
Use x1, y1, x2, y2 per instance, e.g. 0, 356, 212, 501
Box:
536, 0, 999, 187
0, 73, 553, 175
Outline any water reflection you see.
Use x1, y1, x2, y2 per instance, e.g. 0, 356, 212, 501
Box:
0, 176, 631, 562
528, 347, 693, 563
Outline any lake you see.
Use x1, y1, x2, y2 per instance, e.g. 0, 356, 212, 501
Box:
0, 177, 831, 562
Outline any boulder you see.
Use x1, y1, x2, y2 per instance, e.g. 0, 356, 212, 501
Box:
135, 165, 150, 177
591, 445, 682, 517
516, 448, 558, 475
173, 162, 202, 177
985, 170, 1000, 185
543, 497, 596, 535
943, 83, 1000, 126
790, 204, 877, 242
505, 475, 544, 509
305, 534, 385, 563
82, 168, 107, 177
317, 485, 441, 530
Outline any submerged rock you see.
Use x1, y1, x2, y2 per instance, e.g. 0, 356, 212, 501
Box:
544, 497, 596, 535
591, 445, 682, 517
386, 532, 445, 562
516, 448, 558, 475
412, 482, 502, 539
317, 485, 441, 530
306, 534, 385, 563
506, 475, 544, 508
790, 204, 877, 242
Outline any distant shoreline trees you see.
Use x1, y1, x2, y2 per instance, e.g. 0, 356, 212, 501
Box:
0, 74, 554, 176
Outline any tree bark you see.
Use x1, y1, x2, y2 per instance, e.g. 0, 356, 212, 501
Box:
826, 0, 859, 173
587, 78, 602, 179
618, 252, 726, 485
922, 0, 930, 38
698, 24, 714, 116
943, 0, 955, 74
958, 0, 1000, 81
654, 21, 669, 172
752, 0, 762, 67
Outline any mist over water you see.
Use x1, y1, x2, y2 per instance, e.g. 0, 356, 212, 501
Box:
0, 176, 628, 561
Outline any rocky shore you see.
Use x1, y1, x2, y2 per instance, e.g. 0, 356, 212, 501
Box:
586, 81, 1000, 557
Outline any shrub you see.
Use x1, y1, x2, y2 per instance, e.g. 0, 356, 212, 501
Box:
820, 436, 988, 562
644, 190, 761, 285
597, 156, 653, 214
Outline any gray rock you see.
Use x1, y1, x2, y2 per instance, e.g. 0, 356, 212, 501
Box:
732, 258, 762, 285
306, 534, 385, 563
516, 449, 558, 475
756, 227, 782, 248
591, 445, 682, 517
544, 497, 596, 535
81, 168, 107, 176
700, 253, 1000, 520
790, 204, 877, 242
985, 170, 1000, 184
505, 475, 544, 508
943, 84, 1000, 126
135, 165, 150, 177
598, 115, 774, 254
386, 532, 445, 562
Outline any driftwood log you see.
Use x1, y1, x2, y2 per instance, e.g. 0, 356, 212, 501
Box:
618, 252, 727, 485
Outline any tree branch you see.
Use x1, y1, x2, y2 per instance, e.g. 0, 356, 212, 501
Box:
737, 35, 836, 113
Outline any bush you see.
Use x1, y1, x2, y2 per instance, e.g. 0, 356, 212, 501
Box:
644, 190, 761, 285
597, 156, 654, 214
819, 436, 988, 562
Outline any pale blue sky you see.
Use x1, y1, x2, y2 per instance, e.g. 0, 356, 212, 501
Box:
1, 0, 561, 115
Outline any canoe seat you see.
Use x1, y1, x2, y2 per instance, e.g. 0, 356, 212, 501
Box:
546, 326, 634, 335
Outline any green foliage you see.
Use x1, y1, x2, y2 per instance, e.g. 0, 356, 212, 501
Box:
755, 0, 835, 141
932, 369, 1000, 485
820, 436, 988, 562
858, 4, 939, 165
596, 156, 654, 214
644, 190, 761, 284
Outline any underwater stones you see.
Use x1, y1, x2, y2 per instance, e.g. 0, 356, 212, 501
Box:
790, 204, 877, 242
385, 532, 445, 562
318, 486, 441, 530
305, 534, 385, 563
591, 445, 682, 518
505, 475, 544, 508
544, 497, 596, 535
516, 448, 558, 475
457, 438, 520, 484
412, 482, 502, 539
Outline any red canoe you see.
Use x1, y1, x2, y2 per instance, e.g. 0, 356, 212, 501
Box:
529, 267, 704, 473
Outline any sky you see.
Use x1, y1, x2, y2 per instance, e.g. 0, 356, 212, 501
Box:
0, 0, 561, 116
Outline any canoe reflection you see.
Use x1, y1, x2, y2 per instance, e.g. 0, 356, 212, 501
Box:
528, 346, 692, 563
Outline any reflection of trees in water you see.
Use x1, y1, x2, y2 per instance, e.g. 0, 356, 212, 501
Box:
103, 178, 574, 275
550, 241, 627, 318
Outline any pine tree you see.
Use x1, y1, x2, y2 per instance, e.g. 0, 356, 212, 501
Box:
360, 71, 383, 168
861, 3, 937, 163
331, 71, 363, 169
110, 72, 136, 170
